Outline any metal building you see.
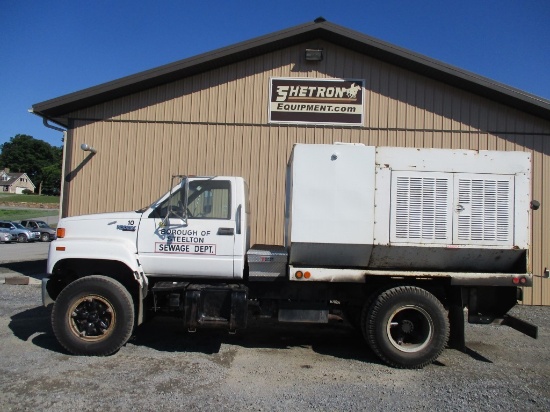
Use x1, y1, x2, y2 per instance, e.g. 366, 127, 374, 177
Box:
32, 19, 550, 305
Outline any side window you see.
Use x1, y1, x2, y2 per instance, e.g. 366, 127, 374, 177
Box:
149, 180, 231, 220
188, 180, 231, 219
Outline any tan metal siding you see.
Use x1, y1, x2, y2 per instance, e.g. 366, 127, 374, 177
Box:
63, 40, 550, 304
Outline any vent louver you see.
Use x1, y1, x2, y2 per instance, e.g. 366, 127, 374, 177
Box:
455, 177, 513, 245
392, 173, 451, 243
391, 172, 514, 246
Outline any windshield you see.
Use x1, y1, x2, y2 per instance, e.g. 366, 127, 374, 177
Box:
136, 185, 180, 214
36, 221, 49, 228
13, 223, 26, 230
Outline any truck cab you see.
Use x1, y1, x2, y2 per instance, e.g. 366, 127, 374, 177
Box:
46, 176, 249, 292
136, 176, 249, 279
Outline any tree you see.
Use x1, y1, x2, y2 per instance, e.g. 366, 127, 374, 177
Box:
41, 163, 62, 195
0, 134, 62, 194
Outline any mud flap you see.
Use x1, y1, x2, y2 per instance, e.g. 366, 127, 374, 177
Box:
467, 286, 517, 324
500, 314, 538, 339
448, 288, 466, 351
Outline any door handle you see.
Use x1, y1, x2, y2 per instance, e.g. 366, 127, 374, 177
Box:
217, 227, 234, 236
236, 204, 242, 235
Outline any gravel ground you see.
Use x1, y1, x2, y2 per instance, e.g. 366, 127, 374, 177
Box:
1, 282, 549, 411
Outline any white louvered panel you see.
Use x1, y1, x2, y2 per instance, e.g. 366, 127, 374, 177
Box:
391, 172, 452, 244
453, 174, 514, 246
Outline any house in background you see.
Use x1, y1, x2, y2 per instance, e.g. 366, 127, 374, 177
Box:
0, 168, 36, 194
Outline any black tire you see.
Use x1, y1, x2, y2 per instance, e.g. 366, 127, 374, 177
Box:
364, 286, 449, 369
17, 233, 28, 243
360, 288, 386, 341
51, 275, 135, 356
40, 233, 50, 242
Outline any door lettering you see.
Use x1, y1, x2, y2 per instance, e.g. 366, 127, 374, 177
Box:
155, 242, 216, 254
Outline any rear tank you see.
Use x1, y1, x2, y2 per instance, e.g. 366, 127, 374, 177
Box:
285, 143, 531, 273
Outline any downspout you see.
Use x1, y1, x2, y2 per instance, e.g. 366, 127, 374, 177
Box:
28, 109, 67, 221
42, 118, 67, 222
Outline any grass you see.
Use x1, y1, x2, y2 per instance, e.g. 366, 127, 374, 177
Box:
0, 193, 60, 204
0, 209, 59, 221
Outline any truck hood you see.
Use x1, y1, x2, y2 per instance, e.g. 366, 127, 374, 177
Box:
56, 211, 144, 244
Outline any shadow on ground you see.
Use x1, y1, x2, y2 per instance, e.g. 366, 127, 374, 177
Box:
8, 305, 381, 364
130, 315, 380, 364
9, 305, 497, 366
9, 305, 61, 352
0, 259, 48, 279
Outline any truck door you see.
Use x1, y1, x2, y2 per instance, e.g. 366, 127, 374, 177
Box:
137, 178, 236, 278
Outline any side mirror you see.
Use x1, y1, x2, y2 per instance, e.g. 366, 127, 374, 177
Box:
162, 202, 187, 227
161, 175, 189, 227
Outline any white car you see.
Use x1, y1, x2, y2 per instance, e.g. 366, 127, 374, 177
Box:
0, 232, 15, 243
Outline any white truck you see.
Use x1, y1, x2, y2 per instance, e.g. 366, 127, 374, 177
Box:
43, 143, 544, 368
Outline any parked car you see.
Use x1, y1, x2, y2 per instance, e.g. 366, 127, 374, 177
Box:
20, 220, 57, 242
0, 232, 15, 243
0, 221, 40, 243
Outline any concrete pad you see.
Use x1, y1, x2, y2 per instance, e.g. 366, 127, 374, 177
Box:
4, 276, 31, 285
3, 275, 41, 285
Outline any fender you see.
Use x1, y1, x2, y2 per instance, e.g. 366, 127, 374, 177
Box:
48, 237, 141, 275
46, 237, 148, 325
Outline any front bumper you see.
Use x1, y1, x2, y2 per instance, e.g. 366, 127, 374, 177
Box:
42, 277, 54, 307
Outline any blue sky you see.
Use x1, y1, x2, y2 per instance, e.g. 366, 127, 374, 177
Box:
1, 0, 549, 148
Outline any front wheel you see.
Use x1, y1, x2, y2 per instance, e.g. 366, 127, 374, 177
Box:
40, 233, 50, 242
363, 286, 449, 369
51, 275, 135, 356
17, 233, 28, 243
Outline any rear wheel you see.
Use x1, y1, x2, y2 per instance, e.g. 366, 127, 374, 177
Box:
363, 286, 449, 369
52, 275, 135, 356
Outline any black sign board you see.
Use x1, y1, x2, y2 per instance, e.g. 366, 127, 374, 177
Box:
269, 78, 364, 126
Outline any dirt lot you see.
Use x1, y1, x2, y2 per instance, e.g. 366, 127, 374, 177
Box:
1, 277, 549, 411
1, 243, 548, 410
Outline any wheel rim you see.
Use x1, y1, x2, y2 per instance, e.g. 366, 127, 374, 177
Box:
41, 233, 49, 241
68, 295, 116, 341
18, 234, 26, 242
386, 305, 433, 353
